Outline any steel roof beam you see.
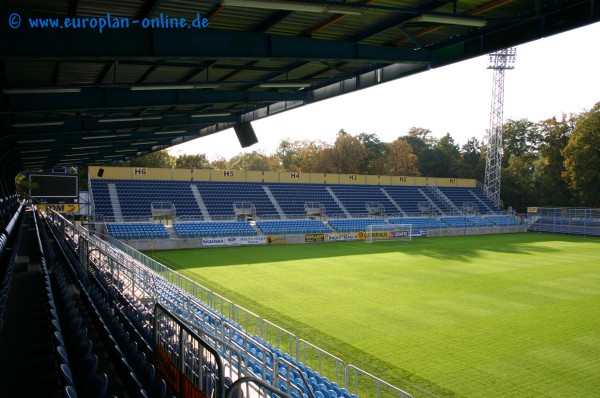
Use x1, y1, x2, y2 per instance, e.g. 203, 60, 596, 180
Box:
253, 11, 292, 32
2, 89, 306, 112
348, 0, 448, 43
68, 0, 79, 17
0, 24, 432, 64
4, 114, 238, 136
1, 58, 312, 73
2, 133, 190, 166
137, 0, 163, 20
95, 62, 115, 85
2, 129, 202, 150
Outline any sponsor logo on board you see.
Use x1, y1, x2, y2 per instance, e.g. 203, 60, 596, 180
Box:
305, 234, 325, 243
326, 233, 359, 241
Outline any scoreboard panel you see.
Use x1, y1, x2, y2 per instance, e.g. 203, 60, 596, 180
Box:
29, 174, 78, 198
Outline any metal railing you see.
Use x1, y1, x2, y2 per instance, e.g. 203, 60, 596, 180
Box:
527, 207, 600, 236
477, 180, 503, 210
348, 366, 413, 398
298, 338, 346, 387
47, 209, 415, 398
154, 303, 226, 398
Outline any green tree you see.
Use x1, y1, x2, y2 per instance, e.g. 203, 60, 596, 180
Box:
400, 127, 434, 162
413, 133, 459, 177
175, 154, 212, 169
563, 102, 600, 206
502, 119, 541, 166
120, 150, 175, 168
436, 133, 461, 177
406, 127, 436, 146
78, 166, 89, 191
492, 119, 547, 210
400, 127, 437, 176
457, 137, 482, 179
275, 139, 303, 172
501, 156, 538, 212
229, 151, 272, 171
536, 115, 576, 206
210, 157, 230, 170
14, 173, 36, 197
357, 133, 387, 175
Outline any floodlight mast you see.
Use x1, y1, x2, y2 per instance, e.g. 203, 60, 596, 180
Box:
484, 47, 516, 210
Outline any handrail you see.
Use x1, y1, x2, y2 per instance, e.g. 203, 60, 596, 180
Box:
1, 200, 26, 255
154, 302, 226, 398
226, 376, 294, 398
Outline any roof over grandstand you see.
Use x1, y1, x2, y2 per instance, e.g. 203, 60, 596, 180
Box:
1, 0, 599, 187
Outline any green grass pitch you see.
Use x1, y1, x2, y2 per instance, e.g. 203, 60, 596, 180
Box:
147, 233, 600, 398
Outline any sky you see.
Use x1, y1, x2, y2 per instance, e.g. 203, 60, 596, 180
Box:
169, 22, 600, 161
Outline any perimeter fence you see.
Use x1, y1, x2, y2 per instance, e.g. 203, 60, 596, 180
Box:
527, 207, 600, 236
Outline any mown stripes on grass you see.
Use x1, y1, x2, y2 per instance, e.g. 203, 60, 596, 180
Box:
148, 233, 600, 398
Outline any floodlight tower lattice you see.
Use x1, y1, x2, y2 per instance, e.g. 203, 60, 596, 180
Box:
484, 47, 516, 210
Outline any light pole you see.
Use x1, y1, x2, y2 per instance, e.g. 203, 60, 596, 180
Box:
484, 47, 516, 210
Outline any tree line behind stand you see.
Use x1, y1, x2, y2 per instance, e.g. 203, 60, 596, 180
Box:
81, 101, 600, 212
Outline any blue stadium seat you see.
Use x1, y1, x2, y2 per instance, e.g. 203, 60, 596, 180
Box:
60, 363, 75, 387
437, 186, 499, 213
106, 223, 169, 240
268, 183, 343, 217
328, 218, 388, 232
64, 385, 79, 398
83, 373, 108, 398
173, 221, 257, 237
442, 216, 495, 228
382, 186, 435, 215
329, 185, 397, 216
256, 220, 332, 235
389, 217, 448, 230
91, 175, 499, 221
484, 215, 520, 226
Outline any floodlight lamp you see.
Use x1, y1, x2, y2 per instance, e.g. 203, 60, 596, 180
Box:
259, 82, 311, 88
221, 0, 362, 15
3, 87, 82, 94
155, 130, 187, 135
414, 14, 487, 27
191, 112, 231, 117
98, 116, 161, 123
13, 121, 65, 128
130, 84, 221, 91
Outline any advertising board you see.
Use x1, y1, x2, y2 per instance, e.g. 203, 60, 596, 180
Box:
325, 233, 360, 241
223, 236, 266, 246
304, 234, 325, 243
267, 236, 288, 245
202, 236, 266, 247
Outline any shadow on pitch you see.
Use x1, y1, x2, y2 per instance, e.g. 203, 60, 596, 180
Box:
146, 233, 574, 268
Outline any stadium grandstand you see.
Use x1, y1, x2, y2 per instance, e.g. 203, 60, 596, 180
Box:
1, 0, 598, 397
87, 166, 523, 246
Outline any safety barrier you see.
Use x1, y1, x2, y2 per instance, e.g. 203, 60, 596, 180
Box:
347, 366, 413, 398
298, 339, 346, 387
527, 207, 600, 236
154, 302, 225, 398
49, 210, 415, 398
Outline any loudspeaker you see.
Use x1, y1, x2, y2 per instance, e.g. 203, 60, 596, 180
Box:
234, 122, 258, 148
97, 168, 104, 177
